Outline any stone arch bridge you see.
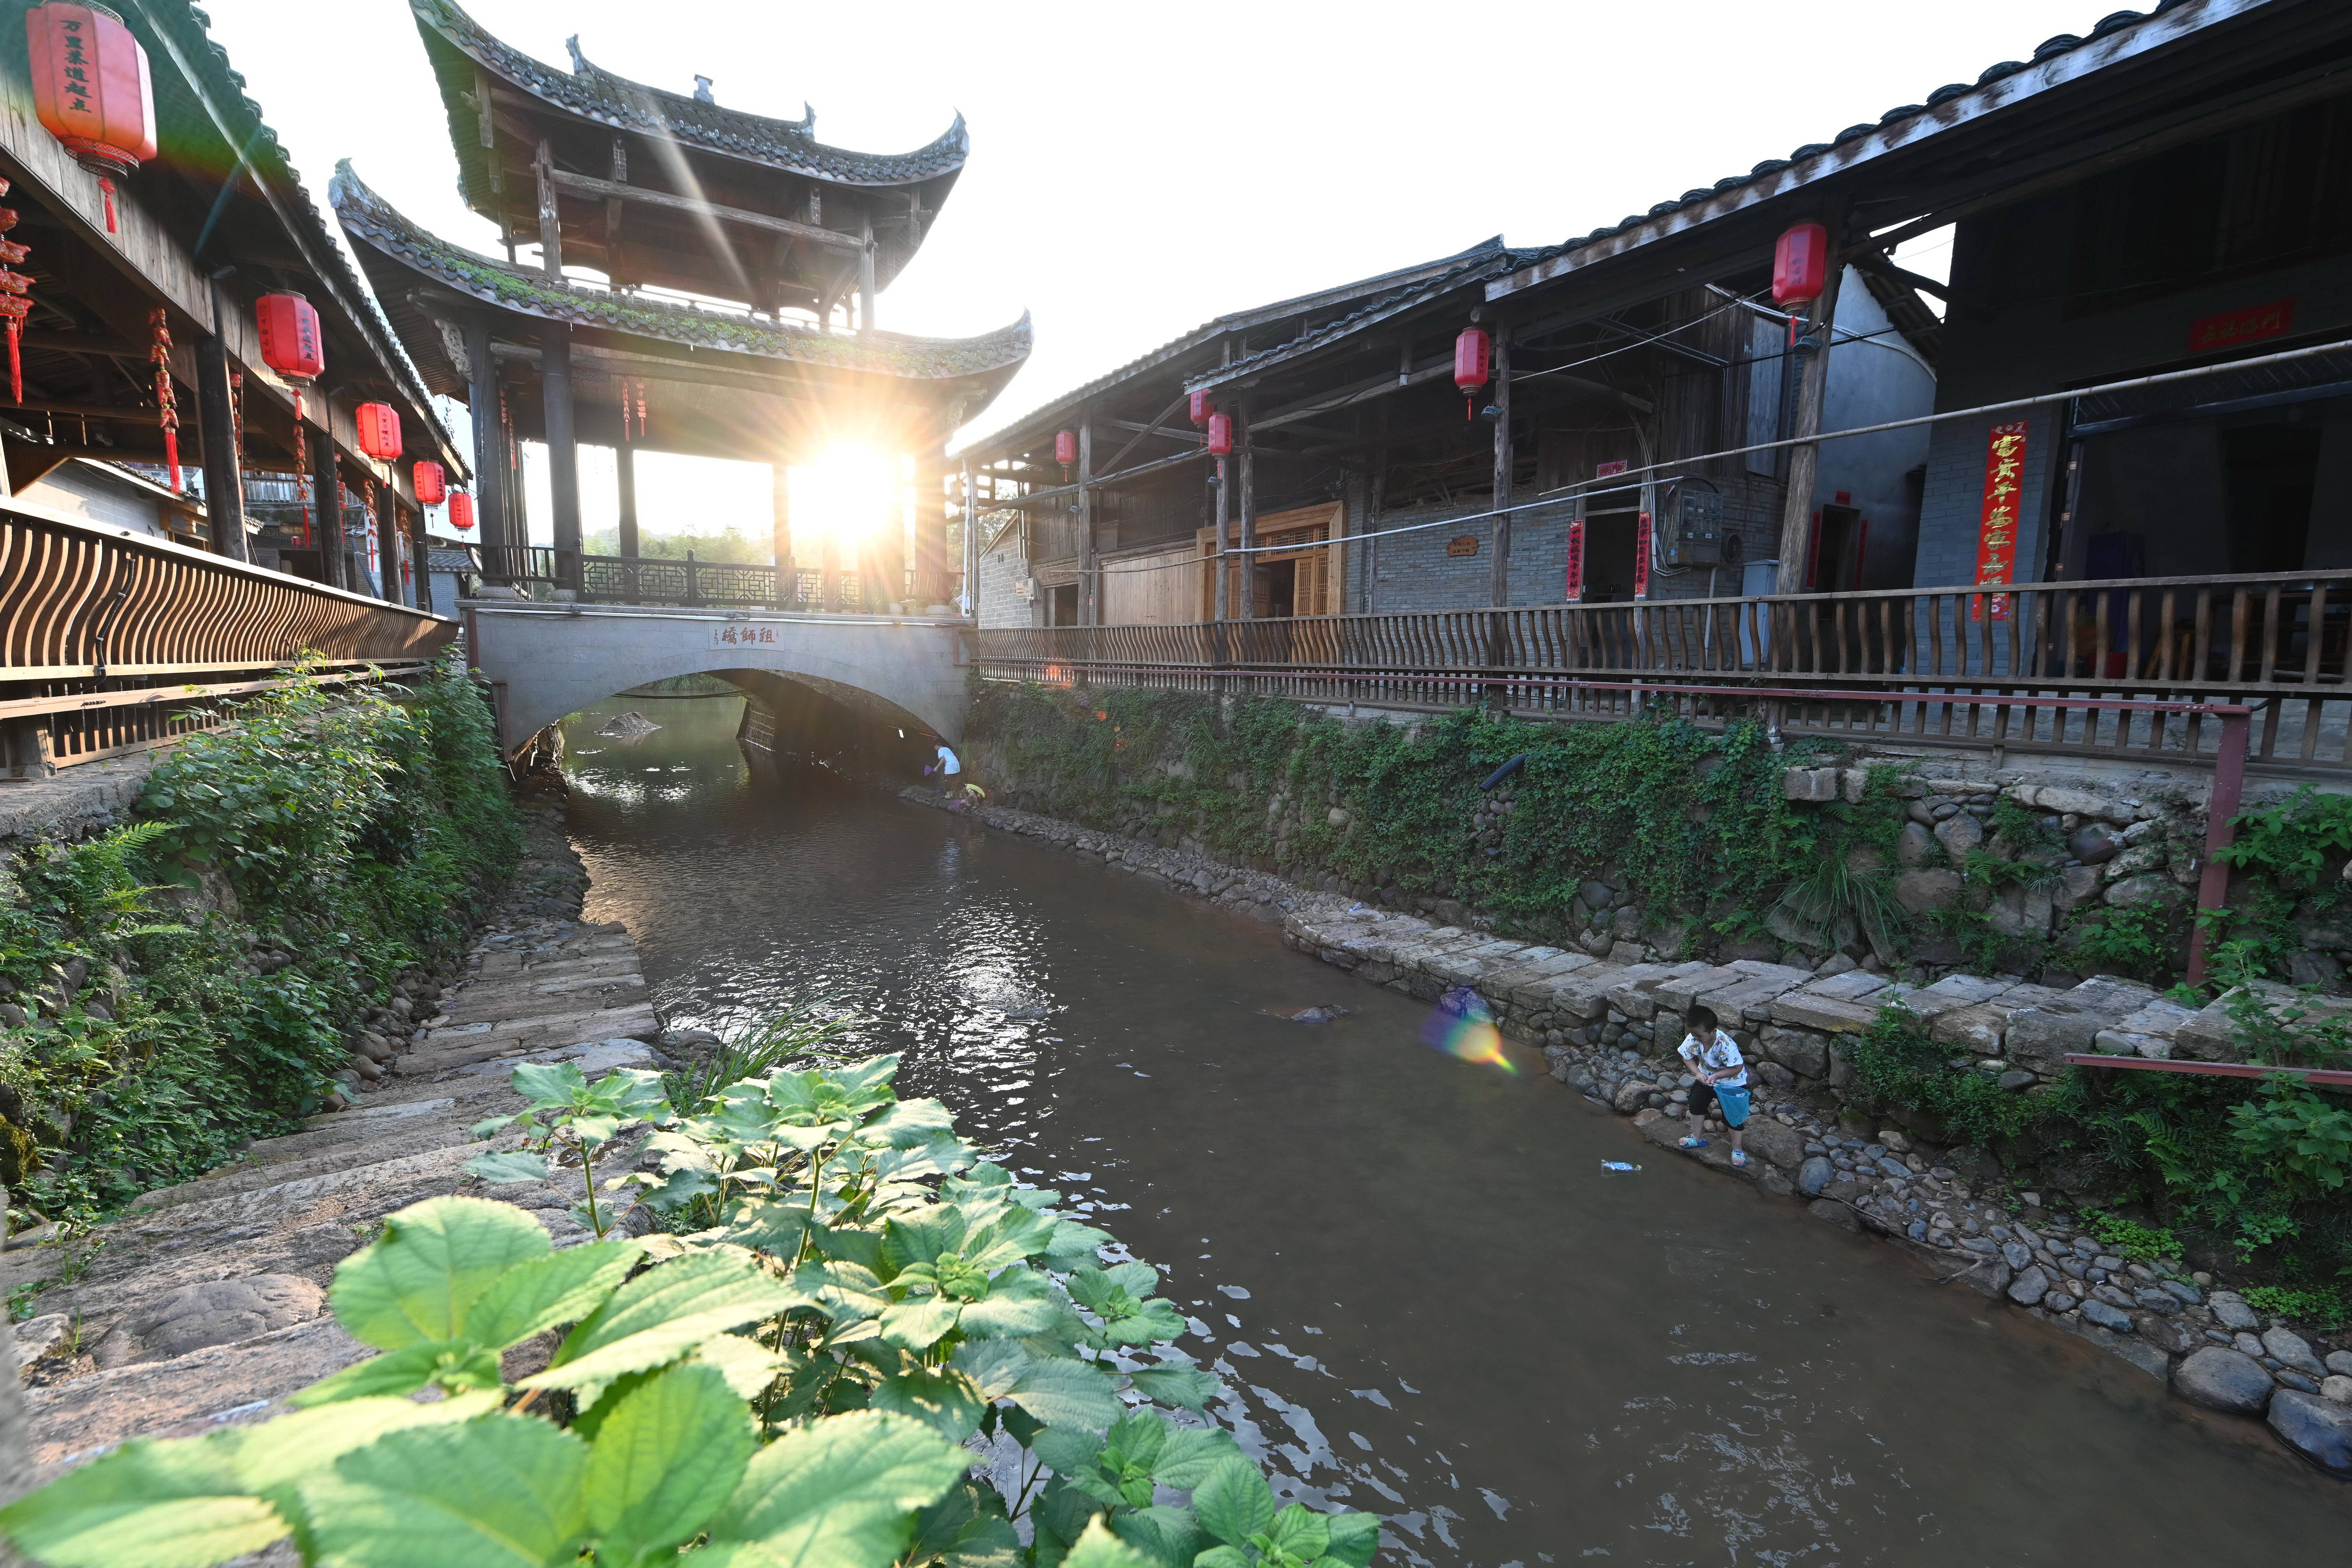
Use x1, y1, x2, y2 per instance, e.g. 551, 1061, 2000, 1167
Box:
464, 602, 972, 757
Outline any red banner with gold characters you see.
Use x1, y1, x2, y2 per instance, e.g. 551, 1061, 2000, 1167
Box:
1564, 519, 1586, 602
1632, 512, 1652, 601
1972, 420, 2027, 621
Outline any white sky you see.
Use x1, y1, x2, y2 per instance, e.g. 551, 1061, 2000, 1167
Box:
201, 0, 2095, 541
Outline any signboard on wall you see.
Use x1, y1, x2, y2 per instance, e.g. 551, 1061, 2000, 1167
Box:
1564, 519, 1586, 602
1446, 535, 1479, 557
1595, 460, 1628, 478
1632, 513, 1652, 601
2188, 298, 2293, 355
1971, 420, 2028, 621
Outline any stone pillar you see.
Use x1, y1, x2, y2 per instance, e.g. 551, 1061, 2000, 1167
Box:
192, 324, 246, 562
541, 319, 582, 595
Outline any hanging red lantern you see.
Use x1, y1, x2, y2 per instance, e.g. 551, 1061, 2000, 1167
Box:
447, 490, 475, 531
1205, 411, 1233, 457
255, 292, 324, 384
354, 401, 402, 462
1773, 222, 1831, 309
412, 459, 445, 506
27, 4, 155, 236
1454, 327, 1491, 392
1188, 390, 1213, 427
1054, 429, 1077, 466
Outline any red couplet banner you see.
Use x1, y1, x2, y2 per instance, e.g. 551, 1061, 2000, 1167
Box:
1564, 519, 1586, 602
1972, 420, 2027, 621
1632, 512, 1652, 601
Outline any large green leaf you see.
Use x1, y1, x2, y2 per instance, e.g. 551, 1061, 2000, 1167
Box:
878, 1296, 963, 1352
880, 1207, 965, 1274
704, 1409, 968, 1568
1149, 1423, 1240, 1488
287, 1341, 502, 1407
0, 1437, 279, 1568
795, 1259, 888, 1323
1040, 1220, 1116, 1269
327, 1196, 552, 1350
1063, 1517, 1156, 1568
693, 1332, 795, 1400
1111, 1505, 1202, 1568
1191, 1456, 1276, 1551
295, 1416, 591, 1568
952, 1342, 1123, 1431
511, 1060, 590, 1108
870, 1366, 987, 1442
955, 1270, 1066, 1341
1320, 1511, 1384, 1568
523, 1251, 805, 1391
1261, 1504, 1330, 1564
233, 1394, 504, 1556
464, 1238, 644, 1349
464, 1150, 552, 1185
904, 1483, 1021, 1568
584, 1363, 754, 1566
857, 1097, 955, 1150
1124, 1364, 1222, 1415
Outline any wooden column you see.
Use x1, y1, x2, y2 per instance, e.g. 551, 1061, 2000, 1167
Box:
374, 481, 402, 604
1775, 222, 1846, 594
310, 431, 346, 591
913, 454, 947, 607
464, 314, 510, 585
857, 214, 876, 336
1212, 456, 1229, 621
770, 459, 791, 604
534, 139, 563, 279
616, 441, 640, 558
412, 506, 435, 615
541, 319, 582, 593
1237, 406, 1256, 619
192, 323, 246, 562
959, 456, 976, 615
1488, 325, 1513, 607
1077, 422, 1096, 625
873, 455, 908, 610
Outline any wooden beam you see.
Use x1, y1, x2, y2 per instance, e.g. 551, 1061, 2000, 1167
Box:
534, 140, 563, 280
19, 332, 140, 359
544, 168, 862, 252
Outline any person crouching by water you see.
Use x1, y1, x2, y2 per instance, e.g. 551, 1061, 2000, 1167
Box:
922, 743, 985, 814
1676, 1003, 1752, 1168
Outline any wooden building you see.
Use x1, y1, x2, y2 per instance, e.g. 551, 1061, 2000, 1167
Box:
0, 0, 462, 605
347, 0, 1029, 609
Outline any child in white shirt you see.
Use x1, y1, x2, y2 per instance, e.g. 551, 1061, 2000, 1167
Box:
1676, 1003, 1753, 1168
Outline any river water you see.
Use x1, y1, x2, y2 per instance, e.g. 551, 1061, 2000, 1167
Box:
560, 693, 2348, 1566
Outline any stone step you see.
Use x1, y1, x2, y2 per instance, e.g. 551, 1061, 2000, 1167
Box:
130, 1116, 502, 1212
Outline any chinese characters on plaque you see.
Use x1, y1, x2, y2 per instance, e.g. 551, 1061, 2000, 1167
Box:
1632, 511, 1652, 601
709, 624, 780, 647
1564, 519, 1586, 602
1972, 420, 2027, 621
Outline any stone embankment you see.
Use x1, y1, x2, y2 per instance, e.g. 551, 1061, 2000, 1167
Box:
0, 799, 674, 1481
913, 786, 2352, 1478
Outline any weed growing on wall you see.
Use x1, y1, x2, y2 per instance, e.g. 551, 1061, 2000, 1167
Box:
972, 685, 1905, 951
0, 655, 518, 1224
2213, 784, 2352, 978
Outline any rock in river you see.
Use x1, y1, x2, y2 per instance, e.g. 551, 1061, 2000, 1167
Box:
2007, 1265, 2049, 1306
2263, 1326, 2328, 1379
2267, 1390, 2352, 1476
1797, 1155, 1832, 1196
2173, 1347, 2273, 1415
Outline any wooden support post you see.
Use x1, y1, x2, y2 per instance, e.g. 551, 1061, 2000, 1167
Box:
857, 213, 876, 336
913, 454, 947, 607
534, 140, 563, 280
1237, 405, 1256, 620
1077, 422, 1095, 625
770, 459, 791, 604
412, 506, 435, 615
375, 481, 402, 605
1488, 325, 1512, 607
192, 319, 246, 562
875, 454, 908, 610
541, 320, 582, 594
616, 440, 640, 561
604, 135, 627, 286
310, 433, 345, 591
1775, 216, 1846, 594
465, 314, 509, 586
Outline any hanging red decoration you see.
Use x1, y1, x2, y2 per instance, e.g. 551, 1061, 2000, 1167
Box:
1188, 390, 1213, 427
1205, 412, 1233, 456
1054, 430, 1077, 466
447, 490, 475, 532
27, 4, 155, 236
412, 459, 446, 507
354, 401, 401, 462
0, 179, 25, 403
1454, 326, 1491, 421
1773, 222, 1831, 309
148, 306, 179, 491
255, 291, 325, 536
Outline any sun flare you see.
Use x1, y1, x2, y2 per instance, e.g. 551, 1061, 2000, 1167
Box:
789, 447, 897, 545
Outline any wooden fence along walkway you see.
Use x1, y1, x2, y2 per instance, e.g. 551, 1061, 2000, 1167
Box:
461, 547, 860, 612
0, 502, 451, 777
972, 568, 2352, 770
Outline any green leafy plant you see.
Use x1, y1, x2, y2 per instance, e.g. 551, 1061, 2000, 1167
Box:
2079, 1211, 2178, 1263
664, 1005, 852, 1117
0, 1054, 1377, 1568
2241, 1284, 2352, 1332
467, 1062, 676, 1236
2066, 907, 2176, 981
1845, 1003, 2077, 1148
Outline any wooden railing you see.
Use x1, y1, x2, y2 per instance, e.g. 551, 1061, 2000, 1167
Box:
1, 500, 451, 777
458, 548, 862, 611
972, 570, 2352, 770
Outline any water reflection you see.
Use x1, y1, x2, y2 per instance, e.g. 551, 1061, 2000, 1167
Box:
559, 695, 2350, 1566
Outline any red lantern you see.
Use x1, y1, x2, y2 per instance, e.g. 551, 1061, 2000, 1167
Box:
1454, 327, 1491, 392
27, 4, 155, 236
255, 292, 324, 384
355, 401, 402, 462
1188, 390, 1213, 427
412, 459, 445, 507
1205, 412, 1233, 457
447, 490, 475, 532
1054, 429, 1077, 466
1773, 222, 1831, 309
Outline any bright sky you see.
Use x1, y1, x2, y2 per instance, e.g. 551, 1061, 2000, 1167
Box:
202, 0, 2098, 543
